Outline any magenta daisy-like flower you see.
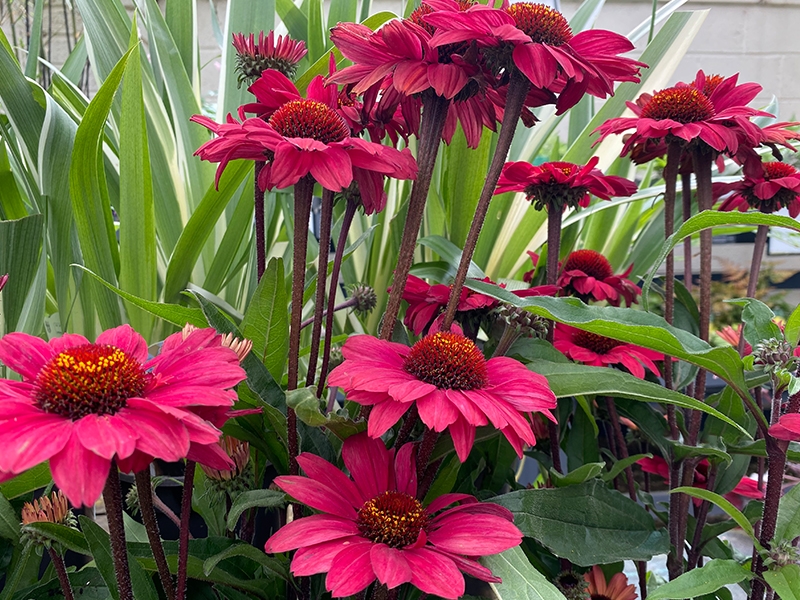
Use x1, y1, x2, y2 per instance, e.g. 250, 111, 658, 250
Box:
558, 249, 640, 307
595, 71, 768, 156
425, 1, 645, 113
553, 323, 662, 379
264, 434, 522, 598
327, 332, 557, 461
716, 159, 800, 217
0, 325, 246, 506
231, 30, 307, 84
495, 156, 637, 212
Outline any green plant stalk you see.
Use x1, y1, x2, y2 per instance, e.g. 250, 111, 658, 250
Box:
255, 162, 267, 280
306, 188, 334, 388
103, 463, 133, 600
48, 547, 74, 600
441, 70, 531, 330
175, 460, 195, 600
739, 225, 769, 355
288, 177, 315, 475
317, 198, 358, 398
135, 469, 175, 600
379, 92, 450, 341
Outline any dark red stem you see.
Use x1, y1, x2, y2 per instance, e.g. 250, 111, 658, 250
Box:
379, 92, 450, 341
254, 161, 266, 280
49, 548, 74, 600
102, 463, 133, 600
416, 428, 440, 498
306, 188, 335, 388
300, 298, 358, 329
175, 460, 195, 600
687, 464, 717, 569
135, 469, 175, 600
441, 70, 531, 330
546, 206, 564, 474
682, 171, 693, 293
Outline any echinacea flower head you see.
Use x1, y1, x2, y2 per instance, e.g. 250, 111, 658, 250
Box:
426, 1, 645, 113
327, 332, 557, 461
558, 249, 640, 306
496, 156, 637, 212
584, 565, 637, 600
595, 71, 768, 157
716, 160, 800, 217
20, 489, 78, 549
232, 31, 307, 85
264, 434, 522, 598
553, 323, 662, 380
0, 325, 246, 506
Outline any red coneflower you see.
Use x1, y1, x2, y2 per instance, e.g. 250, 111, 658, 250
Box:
495, 156, 638, 212
584, 565, 638, 600
328, 332, 557, 461
264, 434, 522, 598
716, 159, 800, 217
553, 323, 662, 380
0, 325, 245, 506
231, 30, 307, 85
558, 249, 640, 307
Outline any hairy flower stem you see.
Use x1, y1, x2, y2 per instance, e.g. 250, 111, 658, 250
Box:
546, 206, 564, 474
175, 460, 195, 600
288, 177, 314, 476
416, 428, 440, 497
687, 464, 717, 569
317, 199, 358, 398
663, 142, 682, 390
682, 172, 694, 293
605, 397, 648, 598
751, 436, 789, 600
255, 162, 267, 280
379, 92, 450, 341
103, 463, 133, 600
441, 71, 531, 330
394, 405, 420, 448
306, 189, 335, 388
135, 470, 175, 600
49, 548, 74, 600
739, 225, 769, 355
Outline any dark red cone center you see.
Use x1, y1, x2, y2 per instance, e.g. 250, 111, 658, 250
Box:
269, 99, 350, 143
356, 490, 429, 548
506, 3, 573, 46
640, 87, 715, 124
563, 249, 614, 280
404, 331, 489, 390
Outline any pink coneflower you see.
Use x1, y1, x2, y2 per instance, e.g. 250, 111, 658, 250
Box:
495, 156, 638, 212
769, 414, 800, 441
328, 332, 557, 461
553, 323, 662, 379
558, 249, 640, 307
716, 324, 751, 354
584, 565, 637, 600
231, 31, 307, 85
425, 1, 645, 113
0, 325, 246, 506
264, 434, 522, 598
595, 71, 768, 157
716, 160, 800, 217
401, 274, 558, 335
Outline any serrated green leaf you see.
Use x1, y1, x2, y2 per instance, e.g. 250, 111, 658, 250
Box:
242, 258, 288, 383
646, 559, 752, 600
226, 490, 286, 532
551, 463, 604, 487
727, 297, 782, 350
286, 387, 367, 439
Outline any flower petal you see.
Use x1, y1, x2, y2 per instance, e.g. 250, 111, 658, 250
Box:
403, 547, 465, 599
265, 514, 360, 553
50, 431, 111, 507
325, 540, 376, 597
0, 332, 54, 379
291, 537, 367, 576
342, 433, 392, 500
370, 544, 413, 589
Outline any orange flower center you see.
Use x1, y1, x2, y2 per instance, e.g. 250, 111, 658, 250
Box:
573, 331, 622, 355
35, 344, 150, 420
563, 249, 614, 280
697, 74, 724, 97
640, 87, 715, 124
505, 3, 572, 46
404, 332, 489, 390
356, 490, 429, 548
763, 161, 797, 180
268, 99, 350, 143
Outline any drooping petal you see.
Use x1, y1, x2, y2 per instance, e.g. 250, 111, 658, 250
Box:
291, 537, 366, 576
50, 431, 111, 507
342, 433, 392, 499
265, 514, 360, 553
326, 540, 376, 597
74, 413, 138, 460
370, 544, 413, 589
403, 547, 465, 599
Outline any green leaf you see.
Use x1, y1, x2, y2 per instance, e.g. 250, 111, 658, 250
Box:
481, 546, 568, 600
226, 490, 286, 532
286, 387, 367, 440
551, 463, 604, 487
70, 48, 135, 329
0, 464, 51, 499
0, 544, 36, 600
164, 0, 195, 78
786, 302, 800, 348
202, 541, 288, 580
0, 492, 19, 540
763, 564, 800, 600
118, 32, 156, 338
423, 454, 461, 505
242, 258, 288, 383
493, 480, 668, 566
419, 235, 485, 279
530, 361, 746, 435
603, 454, 652, 483
646, 559, 752, 600
0, 215, 44, 333
76, 265, 207, 328
24, 0, 44, 79
774, 482, 800, 543
21, 522, 90, 554
671, 487, 760, 547
727, 298, 782, 350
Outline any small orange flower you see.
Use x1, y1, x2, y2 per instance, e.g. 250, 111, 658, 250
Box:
584, 565, 637, 600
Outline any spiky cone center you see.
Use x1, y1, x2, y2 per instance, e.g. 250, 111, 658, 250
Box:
356, 490, 430, 548
640, 87, 715, 124
743, 163, 800, 213
494, 304, 549, 338
573, 330, 622, 355
235, 54, 300, 85
697, 74, 724, 97
404, 331, 489, 390
34, 344, 150, 420
554, 570, 589, 600
754, 338, 794, 369
409, 1, 474, 64
350, 284, 378, 314
564, 249, 614, 280
268, 99, 350, 143
525, 181, 589, 212
505, 2, 572, 46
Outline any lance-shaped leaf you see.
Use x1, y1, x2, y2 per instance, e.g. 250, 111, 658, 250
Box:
481, 546, 568, 600
646, 559, 752, 600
